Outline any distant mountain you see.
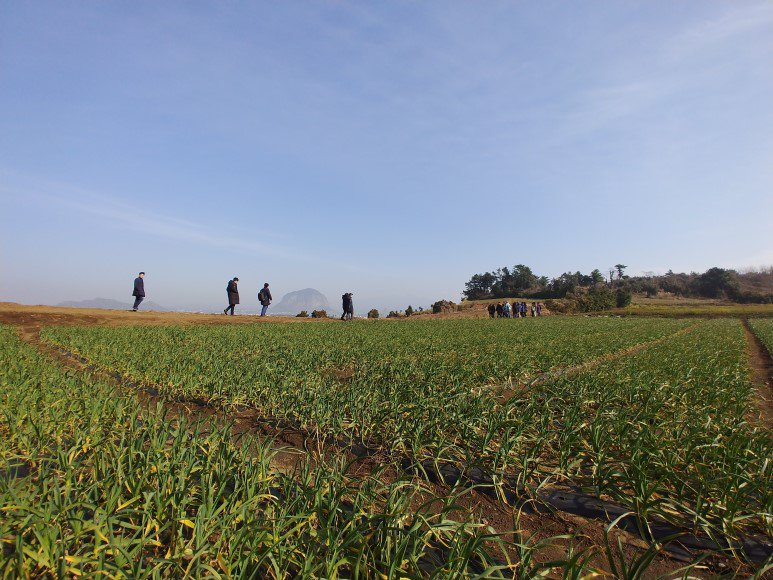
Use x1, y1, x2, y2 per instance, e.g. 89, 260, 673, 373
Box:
57, 298, 169, 311
273, 288, 330, 314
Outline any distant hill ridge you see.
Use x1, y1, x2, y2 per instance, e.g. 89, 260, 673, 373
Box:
57, 298, 168, 311
273, 288, 330, 314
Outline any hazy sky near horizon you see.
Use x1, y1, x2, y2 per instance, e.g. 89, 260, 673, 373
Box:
2, 1, 772, 312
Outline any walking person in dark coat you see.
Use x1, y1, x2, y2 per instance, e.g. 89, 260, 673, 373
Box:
258, 283, 272, 316
224, 277, 240, 315
131, 272, 145, 311
341, 293, 350, 320
345, 293, 354, 320
487, 303, 496, 318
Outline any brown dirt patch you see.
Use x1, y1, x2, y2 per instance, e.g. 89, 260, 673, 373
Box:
0, 302, 318, 329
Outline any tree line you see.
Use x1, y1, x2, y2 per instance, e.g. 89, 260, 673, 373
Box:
463, 265, 773, 304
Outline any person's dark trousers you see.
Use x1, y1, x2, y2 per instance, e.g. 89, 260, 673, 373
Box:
261, 305, 269, 317
132, 297, 144, 310
225, 305, 235, 315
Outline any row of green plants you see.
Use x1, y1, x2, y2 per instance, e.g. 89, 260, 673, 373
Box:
0, 325, 523, 577
40, 318, 773, 544
43, 318, 688, 454
529, 319, 771, 541
748, 318, 773, 354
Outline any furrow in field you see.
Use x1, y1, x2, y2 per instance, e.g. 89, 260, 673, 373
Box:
745, 318, 773, 428
511, 319, 772, 543
14, 324, 306, 475
494, 321, 702, 402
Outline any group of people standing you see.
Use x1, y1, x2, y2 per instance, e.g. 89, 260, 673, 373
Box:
488, 301, 542, 318
224, 277, 273, 316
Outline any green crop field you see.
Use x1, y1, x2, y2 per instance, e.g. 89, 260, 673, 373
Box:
3, 316, 773, 576
0, 325, 513, 577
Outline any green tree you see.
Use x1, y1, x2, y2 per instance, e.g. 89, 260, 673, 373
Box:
616, 288, 632, 307
695, 267, 738, 298
463, 272, 497, 300
615, 264, 627, 280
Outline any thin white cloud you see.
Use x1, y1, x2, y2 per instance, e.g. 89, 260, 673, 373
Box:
547, 4, 773, 147
669, 2, 773, 59
0, 175, 298, 260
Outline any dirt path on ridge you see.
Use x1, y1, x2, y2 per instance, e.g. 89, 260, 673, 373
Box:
742, 319, 773, 429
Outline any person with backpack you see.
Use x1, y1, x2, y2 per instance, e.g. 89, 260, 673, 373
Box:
503, 301, 511, 318
131, 272, 145, 311
487, 303, 496, 318
224, 277, 239, 315
258, 283, 272, 316
495, 303, 503, 318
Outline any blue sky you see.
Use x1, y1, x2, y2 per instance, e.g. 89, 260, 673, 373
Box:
1, 1, 772, 313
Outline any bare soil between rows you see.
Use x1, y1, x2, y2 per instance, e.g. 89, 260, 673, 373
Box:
742, 319, 773, 429
2, 303, 768, 576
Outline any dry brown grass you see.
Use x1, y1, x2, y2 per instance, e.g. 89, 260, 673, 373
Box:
0, 302, 323, 328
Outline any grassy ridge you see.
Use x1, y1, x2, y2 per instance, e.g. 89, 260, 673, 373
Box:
610, 303, 773, 317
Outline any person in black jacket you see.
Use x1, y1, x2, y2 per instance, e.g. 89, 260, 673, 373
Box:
131, 272, 145, 311
224, 277, 240, 315
340, 293, 353, 320
487, 303, 496, 318
258, 283, 272, 316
